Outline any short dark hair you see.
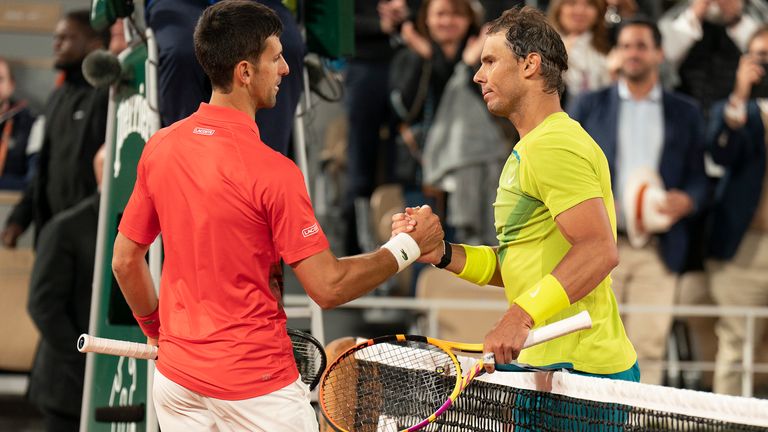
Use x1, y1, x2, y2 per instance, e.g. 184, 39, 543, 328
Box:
65, 10, 110, 48
617, 16, 663, 48
487, 7, 568, 96
194, 0, 283, 92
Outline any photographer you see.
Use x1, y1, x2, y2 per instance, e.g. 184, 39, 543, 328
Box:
706, 25, 768, 395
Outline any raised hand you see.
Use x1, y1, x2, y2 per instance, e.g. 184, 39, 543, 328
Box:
401, 22, 432, 59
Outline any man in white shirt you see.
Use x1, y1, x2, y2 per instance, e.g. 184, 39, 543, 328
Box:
571, 17, 708, 385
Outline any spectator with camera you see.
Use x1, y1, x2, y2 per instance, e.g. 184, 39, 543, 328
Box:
706, 25, 768, 396
659, 0, 768, 116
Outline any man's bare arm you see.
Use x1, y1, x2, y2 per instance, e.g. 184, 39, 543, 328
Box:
481, 197, 618, 370
112, 233, 157, 316
294, 206, 443, 309
552, 197, 619, 303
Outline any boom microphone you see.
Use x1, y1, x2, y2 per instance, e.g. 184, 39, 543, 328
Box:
82, 49, 123, 88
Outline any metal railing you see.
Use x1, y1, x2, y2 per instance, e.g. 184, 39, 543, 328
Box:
284, 295, 768, 397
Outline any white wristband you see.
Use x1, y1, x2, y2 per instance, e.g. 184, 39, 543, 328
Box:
381, 232, 421, 273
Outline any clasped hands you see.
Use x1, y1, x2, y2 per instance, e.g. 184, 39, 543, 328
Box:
390, 207, 532, 374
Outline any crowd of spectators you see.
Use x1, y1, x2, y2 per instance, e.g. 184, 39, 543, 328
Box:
346, 0, 768, 393
4, 1, 768, 409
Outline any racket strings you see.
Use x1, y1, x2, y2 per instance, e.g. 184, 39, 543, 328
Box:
290, 334, 325, 388
321, 340, 459, 431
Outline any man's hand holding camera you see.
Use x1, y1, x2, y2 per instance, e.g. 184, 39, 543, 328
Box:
725, 54, 767, 128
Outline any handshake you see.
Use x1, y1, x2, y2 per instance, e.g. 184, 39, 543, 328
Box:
387, 205, 446, 266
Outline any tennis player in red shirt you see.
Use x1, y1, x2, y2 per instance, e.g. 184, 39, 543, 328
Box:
111, 1, 442, 430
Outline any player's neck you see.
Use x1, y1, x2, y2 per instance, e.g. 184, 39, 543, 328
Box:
509, 94, 563, 138
209, 89, 257, 119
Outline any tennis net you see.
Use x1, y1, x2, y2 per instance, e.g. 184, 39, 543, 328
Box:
338, 349, 768, 431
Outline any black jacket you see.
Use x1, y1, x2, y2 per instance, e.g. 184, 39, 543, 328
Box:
27, 193, 99, 417
570, 85, 709, 273
6, 67, 108, 244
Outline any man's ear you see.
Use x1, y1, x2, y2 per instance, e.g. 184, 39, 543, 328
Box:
234, 60, 251, 86
522, 53, 541, 78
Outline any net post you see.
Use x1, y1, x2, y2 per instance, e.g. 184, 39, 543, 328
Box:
428, 307, 439, 338
742, 310, 755, 397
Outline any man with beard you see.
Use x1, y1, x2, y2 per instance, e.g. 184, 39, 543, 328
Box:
570, 17, 708, 385
1, 10, 109, 248
112, 3, 442, 429
392, 7, 638, 384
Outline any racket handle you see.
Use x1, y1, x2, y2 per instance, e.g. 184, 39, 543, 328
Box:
77, 334, 158, 360
522, 311, 592, 348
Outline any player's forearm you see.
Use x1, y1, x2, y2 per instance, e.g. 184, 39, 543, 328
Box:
321, 250, 400, 308
295, 248, 401, 309
443, 243, 504, 287
112, 254, 158, 316
551, 237, 618, 304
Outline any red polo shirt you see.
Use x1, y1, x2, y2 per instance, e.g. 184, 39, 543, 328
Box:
119, 103, 329, 400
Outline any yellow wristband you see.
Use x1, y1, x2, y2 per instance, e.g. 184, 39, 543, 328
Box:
513, 274, 570, 326
456, 245, 497, 286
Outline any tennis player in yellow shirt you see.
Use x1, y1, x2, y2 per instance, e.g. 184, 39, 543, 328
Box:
393, 6, 638, 382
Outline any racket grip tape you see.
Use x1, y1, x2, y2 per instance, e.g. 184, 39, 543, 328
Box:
77, 334, 158, 360
522, 310, 592, 348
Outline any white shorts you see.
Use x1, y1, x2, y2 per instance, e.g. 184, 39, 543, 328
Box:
152, 369, 319, 432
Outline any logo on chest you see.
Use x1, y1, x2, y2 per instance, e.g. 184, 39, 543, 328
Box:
193, 127, 215, 136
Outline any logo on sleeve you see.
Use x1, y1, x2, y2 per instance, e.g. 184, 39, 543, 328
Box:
302, 223, 319, 238
193, 127, 215, 136
400, 249, 408, 260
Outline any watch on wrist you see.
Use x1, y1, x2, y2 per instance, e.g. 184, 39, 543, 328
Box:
434, 240, 452, 269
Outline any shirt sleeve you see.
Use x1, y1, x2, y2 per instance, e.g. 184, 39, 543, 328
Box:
520, 137, 604, 219
261, 160, 329, 264
118, 154, 161, 245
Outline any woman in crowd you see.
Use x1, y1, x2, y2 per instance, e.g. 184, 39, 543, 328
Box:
390, 0, 507, 246
548, 0, 613, 105
388, 0, 483, 190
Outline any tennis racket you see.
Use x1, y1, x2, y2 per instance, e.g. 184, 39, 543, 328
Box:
78, 328, 328, 390
288, 328, 328, 390
319, 310, 592, 432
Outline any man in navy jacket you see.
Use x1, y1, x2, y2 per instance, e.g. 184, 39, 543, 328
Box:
570, 17, 708, 385
706, 25, 768, 396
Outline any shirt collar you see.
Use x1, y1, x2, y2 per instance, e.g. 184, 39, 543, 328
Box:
617, 79, 662, 102
195, 103, 260, 138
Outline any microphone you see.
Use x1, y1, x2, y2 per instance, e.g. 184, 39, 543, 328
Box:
82, 49, 123, 88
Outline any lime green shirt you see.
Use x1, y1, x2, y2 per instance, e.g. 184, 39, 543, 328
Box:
494, 112, 636, 374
